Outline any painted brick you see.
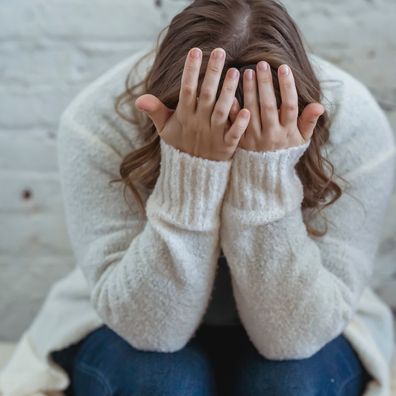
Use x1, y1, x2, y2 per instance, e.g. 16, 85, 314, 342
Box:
0, 0, 395, 341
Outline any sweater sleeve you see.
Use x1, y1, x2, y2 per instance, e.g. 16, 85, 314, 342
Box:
57, 110, 232, 353
220, 123, 396, 360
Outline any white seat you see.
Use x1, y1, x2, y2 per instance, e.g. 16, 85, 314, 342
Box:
0, 342, 17, 371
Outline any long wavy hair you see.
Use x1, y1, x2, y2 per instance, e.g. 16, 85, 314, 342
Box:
111, 0, 349, 237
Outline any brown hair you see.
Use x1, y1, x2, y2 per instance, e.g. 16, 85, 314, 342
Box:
111, 0, 348, 237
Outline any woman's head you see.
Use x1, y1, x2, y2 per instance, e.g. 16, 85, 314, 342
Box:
113, 0, 344, 237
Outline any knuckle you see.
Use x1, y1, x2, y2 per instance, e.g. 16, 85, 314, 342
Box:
224, 84, 236, 95
284, 102, 298, 112
262, 102, 277, 113
283, 80, 294, 89
200, 88, 213, 101
225, 132, 240, 143
208, 64, 221, 74
258, 75, 272, 84
268, 133, 282, 145
182, 85, 194, 97
229, 135, 240, 142
185, 64, 196, 74
213, 107, 227, 120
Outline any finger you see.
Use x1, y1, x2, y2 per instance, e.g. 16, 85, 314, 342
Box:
211, 68, 240, 126
135, 94, 173, 134
297, 103, 325, 141
278, 64, 299, 126
256, 61, 279, 128
243, 68, 261, 132
224, 109, 250, 146
197, 48, 226, 115
229, 97, 240, 124
179, 47, 202, 115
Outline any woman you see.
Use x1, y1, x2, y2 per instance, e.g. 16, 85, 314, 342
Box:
0, 0, 395, 395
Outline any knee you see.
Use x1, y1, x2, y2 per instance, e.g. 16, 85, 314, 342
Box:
236, 375, 320, 396
73, 326, 216, 396
250, 383, 317, 396
128, 350, 216, 396
233, 359, 322, 396
231, 334, 365, 396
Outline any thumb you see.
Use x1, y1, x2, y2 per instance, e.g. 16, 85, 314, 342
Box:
229, 97, 241, 124
297, 103, 325, 141
135, 94, 173, 134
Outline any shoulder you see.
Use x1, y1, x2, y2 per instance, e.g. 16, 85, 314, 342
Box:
58, 44, 157, 157
307, 52, 396, 177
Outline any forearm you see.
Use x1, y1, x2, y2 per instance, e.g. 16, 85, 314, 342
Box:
220, 141, 377, 360
89, 139, 231, 352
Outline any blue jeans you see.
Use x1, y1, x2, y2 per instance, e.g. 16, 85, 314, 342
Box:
51, 323, 372, 396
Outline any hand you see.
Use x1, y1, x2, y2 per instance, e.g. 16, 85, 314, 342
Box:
135, 47, 251, 162
229, 61, 325, 152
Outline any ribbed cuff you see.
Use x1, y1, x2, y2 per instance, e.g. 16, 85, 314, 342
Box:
222, 140, 310, 225
145, 138, 232, 231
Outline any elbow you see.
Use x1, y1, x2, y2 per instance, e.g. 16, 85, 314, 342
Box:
251, 334, 331, 361
242, 307, 352, 361
90, 283, 194, 353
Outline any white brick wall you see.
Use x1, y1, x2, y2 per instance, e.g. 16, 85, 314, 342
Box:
0, 0, 395, 341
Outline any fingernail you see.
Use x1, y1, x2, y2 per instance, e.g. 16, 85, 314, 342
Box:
214, 48, 225, 59
280, 64, 290, 75
191, 48, 201, 59
245, 69, 253, 80
230, 68, 239, 79
258, 61, 268, 71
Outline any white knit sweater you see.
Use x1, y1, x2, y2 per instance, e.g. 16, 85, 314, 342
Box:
0, 45, 395, 396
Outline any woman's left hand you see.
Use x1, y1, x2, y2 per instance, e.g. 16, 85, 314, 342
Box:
229, 61, 325, 152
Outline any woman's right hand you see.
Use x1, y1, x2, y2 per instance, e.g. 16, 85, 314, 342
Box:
135, 47, 251, 162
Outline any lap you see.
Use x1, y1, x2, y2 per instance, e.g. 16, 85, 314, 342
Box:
52, 324, 217, 396
51, 323, 372, 396
201, 325, 372, 396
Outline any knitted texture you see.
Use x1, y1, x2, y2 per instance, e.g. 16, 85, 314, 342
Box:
220, 95, 395, 361
0, 46, 395, 396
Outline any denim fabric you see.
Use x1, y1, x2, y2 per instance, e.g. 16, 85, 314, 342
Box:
51, 323, 372, 396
